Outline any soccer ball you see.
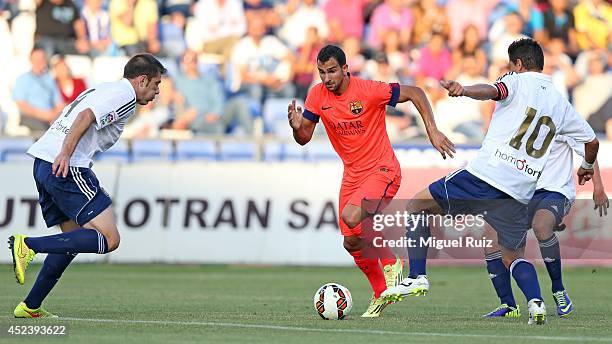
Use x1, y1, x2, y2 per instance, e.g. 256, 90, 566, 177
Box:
313, 283, 352, 320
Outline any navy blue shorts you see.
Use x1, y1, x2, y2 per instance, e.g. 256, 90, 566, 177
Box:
428, 169, 529, 250
528, 189, 571, 227
33, 158, 112, 228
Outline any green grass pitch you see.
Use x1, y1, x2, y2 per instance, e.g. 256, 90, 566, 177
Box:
1, 264, 611, 343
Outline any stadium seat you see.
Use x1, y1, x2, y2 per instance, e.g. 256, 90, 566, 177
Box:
131, 139, 174, 162
0, 137, 34, 162
64, 55, 93, 80
262, 141, 282, 161
92, 56, 130, 84
219, 141, 257, 161
263, 98, 303, 137
283, 141, 306, 161
305, 140, 339, 162
95, 139, 130, 163
175, 140, 217, 161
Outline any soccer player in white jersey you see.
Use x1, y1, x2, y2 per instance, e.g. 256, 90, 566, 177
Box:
482, 136, 608, 318
381, 38, 599, 325
8, 54, 166, 318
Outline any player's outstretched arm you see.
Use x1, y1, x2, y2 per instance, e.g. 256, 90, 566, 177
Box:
592, 160, 609, 216
440, 80, 498, 101
397, 85, 455, 159
288, 99, 316, 145
577, 137, 599, 185
52, 108, 96, 178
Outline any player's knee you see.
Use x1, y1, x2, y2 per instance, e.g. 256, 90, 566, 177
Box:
343, 236, 362, 252
502, 256, 515, 269
532, 221, 554, 241
341, 208, 361, 229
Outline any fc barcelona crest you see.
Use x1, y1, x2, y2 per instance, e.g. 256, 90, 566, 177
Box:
349, 100, 363, 115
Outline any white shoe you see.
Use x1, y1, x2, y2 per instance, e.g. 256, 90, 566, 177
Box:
381, 275, 429, 302
527, 298, 547, 325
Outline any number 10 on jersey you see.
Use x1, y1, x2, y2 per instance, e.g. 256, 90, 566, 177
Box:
508, 107, 556, 159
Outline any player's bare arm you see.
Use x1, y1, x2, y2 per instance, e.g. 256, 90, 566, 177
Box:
398, 85, 455, 159
440, 80, 498, 101
592, 160, 609, 216
577, 138, 599, 185
52, 108, 96, 178
288, 99, 316, 145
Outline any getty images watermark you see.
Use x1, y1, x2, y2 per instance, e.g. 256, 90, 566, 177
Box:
360, 198, 612, 260
370, 211, 493, 250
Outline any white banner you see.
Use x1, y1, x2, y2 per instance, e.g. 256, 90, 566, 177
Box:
0, 162, 352, 265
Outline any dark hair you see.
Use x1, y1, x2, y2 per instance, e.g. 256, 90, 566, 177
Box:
508, 38, 544, 71
123, 53, 167, 79
30, 44, 46, 55
317, 45, 346, 66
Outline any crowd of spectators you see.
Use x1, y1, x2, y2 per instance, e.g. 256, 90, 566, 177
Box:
0, 0, 610, 142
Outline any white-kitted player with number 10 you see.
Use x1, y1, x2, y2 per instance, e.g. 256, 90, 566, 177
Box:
381, 38, 598, 325
8, 54, 166, 318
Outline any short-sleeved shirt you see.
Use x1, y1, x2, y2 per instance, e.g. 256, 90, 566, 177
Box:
537, 135, 584, 202
35, 0, 79, 38
12, 72, 62, 111
466, 72, 595, 202
303, 77, 401, 185
28, 78, 137, 168
543, 9, 575, 43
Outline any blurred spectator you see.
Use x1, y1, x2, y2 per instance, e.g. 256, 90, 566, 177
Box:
447, 24, 487, 80
573, 51, 612, 121
35, 0, 89, 56
414, 31, 452, 83
51, 55, 87, 103
125, 76, 181, 138
543, 0, 579, 56
109, 0, 160, 56
380, 29, 411, 83
363, 52, 400, 85
174, 50, 253, 135
324, 0, 367, 43
230, 16, 294, 106
172, 50, 225, 134
367, 0, 413, 50
342, 37, 366, 76
191, 0, 246, 66
12, 46, 64, 132
81, 0, 113, 56
490, 12, 527, 64
160, 0, 192, 17
542, 38, 580, 99
0, 3, 13, 62
159, 9, 187, 58
293, 27, 323, 101
446, 0, 497, 48
279, 0, 328, 50
573, 0, 612, 50
244, 0, 281, 33
586, 97, 611, 139
411, 0, 450, 46
436, 55, 489, 142
514, 0, 545, 42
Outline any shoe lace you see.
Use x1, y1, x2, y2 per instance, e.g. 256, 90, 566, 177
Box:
553, 291, 567, 307
24, 251, 34, 269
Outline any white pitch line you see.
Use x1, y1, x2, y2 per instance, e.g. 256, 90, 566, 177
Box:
58, 317, 612, 342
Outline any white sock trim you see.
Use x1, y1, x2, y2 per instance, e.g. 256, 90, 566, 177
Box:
509, 258, 530, 275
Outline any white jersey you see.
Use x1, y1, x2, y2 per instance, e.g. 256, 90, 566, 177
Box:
537, 136, 584, 202
28, 78, 136, 168
466, 71, 595, 202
